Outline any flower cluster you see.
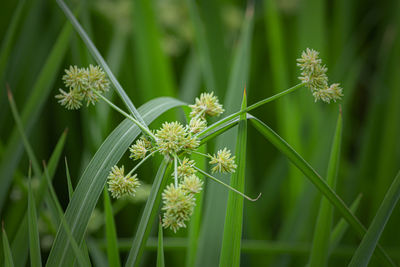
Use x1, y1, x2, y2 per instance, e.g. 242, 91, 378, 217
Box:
107, 166, 141, 199
55, 65, 110, 109
297, 48, 343, 103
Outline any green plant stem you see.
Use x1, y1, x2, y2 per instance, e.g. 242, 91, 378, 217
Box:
194, 166, 261, 201
197, 83, 304, 138
127, 150, 159, 177
96, 91, 156, 140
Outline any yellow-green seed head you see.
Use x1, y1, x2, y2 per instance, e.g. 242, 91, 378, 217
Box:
155, 121, 196, 155
189, 92, 224, 118
55, 88, 83, 110
188, 117, 207, 134
63, 65, 87, 90
162, 184, 196, 232
209, 148, 237, 173
181, 175, 203, 194
177, 157, 197, 178
129, 139, 149, 160
107, 165, 140, 199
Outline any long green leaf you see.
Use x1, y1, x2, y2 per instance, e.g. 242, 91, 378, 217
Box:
55, 0, 147, 128
103, 188, 121, 267
219, 90, 247, 267
157, 218, 165, 267
11, 130, 67, 267
329, 194, 362, 253
2, 227, 14, 267
125, 159, 170, 267
195, 4, 254, 266
309, 110, 342, 267
0, 21, 72, 212
27, 170, 42, 267
46, 97, 184, 267
43, 165, 91, 267
349, 170, 400, 267
249, 117, 395, 266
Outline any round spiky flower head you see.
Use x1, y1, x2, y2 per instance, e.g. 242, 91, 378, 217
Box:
297, 48, 343, 103
189, 92, 224, 118
63, 65, 87, 90
209, 148, 237, 173
181, 175, 203, 194
86, 64, 110, 94
156, 121, 195, 155
177, 157, 196, 178
188, 117, 207, 134
107, 166, 140, 199
162, 184, 196, 232
55, 88, 83, 110
129, 136, 152, 160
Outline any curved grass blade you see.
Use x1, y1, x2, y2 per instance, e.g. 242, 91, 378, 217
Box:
7, 88, 41, 183
2, 226, 14, 267
249, 117, 395, 266
309, 110, 342, 267
103, 188, 121, 267
55, 0, 147, 128
219, 90, 247, 267
27, 170, 42, 267
329, 194, 362, 254
43, 165, 90, 267
0, 21, 72, 213
125, 159, 170, 267
349, 170, 400, 267
65, 158, 73, 200
46, 97, 184, 267
157, 218, 165, 267
11, 130, 67, 267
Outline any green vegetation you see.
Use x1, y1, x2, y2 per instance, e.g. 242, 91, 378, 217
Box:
1, 0, 399, 266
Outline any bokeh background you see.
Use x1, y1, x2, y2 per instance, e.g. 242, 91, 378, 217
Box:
1, 0, 399, 266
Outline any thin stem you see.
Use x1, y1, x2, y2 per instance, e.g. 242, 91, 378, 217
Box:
197, 83, 304, 138
174, 155, 178, 188
194, 166, 261, 202
95, 91, 157, 140
127, 150, 159, 177
190, 150, 211, 159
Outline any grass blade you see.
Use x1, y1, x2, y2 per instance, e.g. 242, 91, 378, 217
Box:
195, 5, 254, 266
125, 159, 170, 267
349, 170, 400, 267
329, 194, 362, 253
10, 130, 67, 267
7, 88, 41, 184
46, 97, 184, 267
0, 21, 72, 213
43, 165, 91, 267
27, 169, 42, 267
219, 90, 247, 267
55, 0, 147, 128
249, 116, 395, 266
131, 0, 175, 101
2, 227, 14, 267
309, 110, 342, 267
65, 158, 73, 200
157, 218, 165, 267
103, 188, 121, 267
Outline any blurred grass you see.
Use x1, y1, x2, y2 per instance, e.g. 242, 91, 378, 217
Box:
1, 0, 400, 266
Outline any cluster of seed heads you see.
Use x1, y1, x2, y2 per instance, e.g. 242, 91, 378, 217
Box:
297, 48, 343, 103
55, 65, 109, 109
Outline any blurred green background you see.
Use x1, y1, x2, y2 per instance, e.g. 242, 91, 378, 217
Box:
1, 0, 399, 266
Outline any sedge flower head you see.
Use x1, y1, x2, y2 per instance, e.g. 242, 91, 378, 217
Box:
181, 175, 203, 194
107, 166, 140, 199
55, 88, 83, 110
86, 64, 110, 94
63, 65, 87, 90
177, 157, 196, 178
297, 48, 343, 103
155, 122, 197, 155
189, 92, 224, 118
162, 184, 196, 232
188, 117, 207, 134
209, 148, 237, 173
129, 136, 152, 160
